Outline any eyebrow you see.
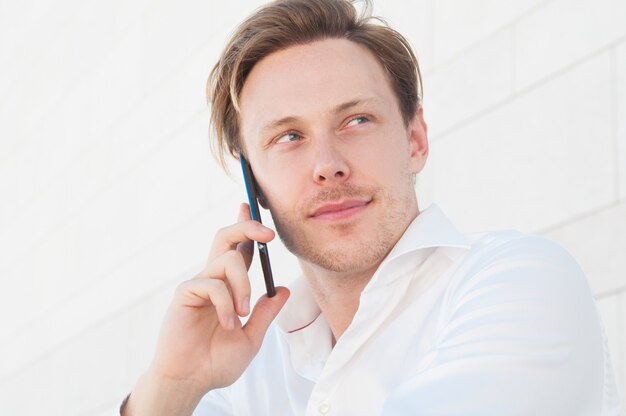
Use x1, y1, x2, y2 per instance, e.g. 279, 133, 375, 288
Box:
333, 97, 374, 114
258, 97, 378, 136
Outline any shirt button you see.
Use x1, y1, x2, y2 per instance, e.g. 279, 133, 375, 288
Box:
318, 403, 331, 414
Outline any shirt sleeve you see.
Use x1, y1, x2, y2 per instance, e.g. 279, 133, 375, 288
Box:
192, 386, 234, 416
381, 235, 619, 415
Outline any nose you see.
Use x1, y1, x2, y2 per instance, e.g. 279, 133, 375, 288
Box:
311, 139, 350, 185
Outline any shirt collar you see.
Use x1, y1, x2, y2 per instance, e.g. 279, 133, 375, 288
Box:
382, 202, 471, 262
276, 203, 470, 334
363, 202, 471, 291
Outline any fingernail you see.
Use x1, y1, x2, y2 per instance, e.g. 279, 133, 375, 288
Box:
241, 296, 250, 315
258, 224, 272, 233
226, 315, 235, 330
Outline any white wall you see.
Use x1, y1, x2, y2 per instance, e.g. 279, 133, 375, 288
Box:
0, 0, 624, 414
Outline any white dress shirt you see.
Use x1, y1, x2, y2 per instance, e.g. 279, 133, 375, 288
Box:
193, 203, 623, 415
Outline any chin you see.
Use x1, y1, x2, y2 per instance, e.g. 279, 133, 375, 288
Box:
293, 231, 392, 273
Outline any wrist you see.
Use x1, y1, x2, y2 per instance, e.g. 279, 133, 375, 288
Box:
124, 370, 207, 416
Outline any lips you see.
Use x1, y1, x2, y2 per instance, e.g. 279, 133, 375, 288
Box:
310, 199, 371, 220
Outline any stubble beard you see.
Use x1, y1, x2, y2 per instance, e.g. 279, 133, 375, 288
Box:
268, 177, 415, 273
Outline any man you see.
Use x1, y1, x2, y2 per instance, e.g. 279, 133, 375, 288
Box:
122, 0, 622, 414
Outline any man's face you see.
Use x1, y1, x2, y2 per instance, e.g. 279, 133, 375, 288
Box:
239, 38, 428, 274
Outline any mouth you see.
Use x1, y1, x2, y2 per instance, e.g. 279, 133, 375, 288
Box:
310, 199, 371, 221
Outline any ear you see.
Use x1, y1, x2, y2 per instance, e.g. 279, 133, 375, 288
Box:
407, 105, 429, 175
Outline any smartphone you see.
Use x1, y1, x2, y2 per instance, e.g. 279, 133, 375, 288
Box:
239, 153, 276, 297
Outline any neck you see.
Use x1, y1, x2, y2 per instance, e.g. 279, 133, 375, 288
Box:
299, 260, 380, 347
297, 200, 421, 347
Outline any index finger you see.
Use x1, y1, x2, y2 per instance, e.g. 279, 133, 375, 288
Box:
207, 204, 275, 263
237, 203, 254, 268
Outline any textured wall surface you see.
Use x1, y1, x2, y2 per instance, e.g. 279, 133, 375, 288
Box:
0, 0, 624, 414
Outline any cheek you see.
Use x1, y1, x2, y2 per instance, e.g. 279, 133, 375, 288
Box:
354, 134, 411, 178
256, 169, 302, 211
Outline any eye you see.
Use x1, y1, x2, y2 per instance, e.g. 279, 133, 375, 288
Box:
275, 132, 302, 144
345, 115, 370, 127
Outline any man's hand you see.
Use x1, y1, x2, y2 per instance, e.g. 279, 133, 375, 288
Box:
124, 203, 290, 415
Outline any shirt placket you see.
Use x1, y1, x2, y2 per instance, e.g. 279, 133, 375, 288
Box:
303, 281, 409, 416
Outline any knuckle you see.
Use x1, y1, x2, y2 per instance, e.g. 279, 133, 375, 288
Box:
226, 249, 244, 264
215, 225, 230, 240
205, 277, 225, 291
175, 279, 192, 294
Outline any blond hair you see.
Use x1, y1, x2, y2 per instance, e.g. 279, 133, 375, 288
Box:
206, 0, 423, 169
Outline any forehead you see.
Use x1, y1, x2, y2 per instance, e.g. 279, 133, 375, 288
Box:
239, 38, 397, 138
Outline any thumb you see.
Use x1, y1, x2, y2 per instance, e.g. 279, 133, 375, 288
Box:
243, 286, 290, 349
